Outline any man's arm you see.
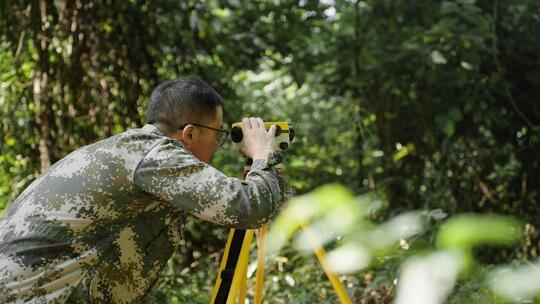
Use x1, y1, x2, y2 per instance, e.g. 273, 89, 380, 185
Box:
133, 141, 292, 229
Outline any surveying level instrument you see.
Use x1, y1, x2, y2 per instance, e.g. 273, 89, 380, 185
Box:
210, 121, 352, 304
230, 121, 295, 152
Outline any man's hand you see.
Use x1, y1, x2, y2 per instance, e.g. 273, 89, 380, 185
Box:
240, 117, 276, 161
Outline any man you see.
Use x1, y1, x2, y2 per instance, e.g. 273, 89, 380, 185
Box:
0, 77, 293, 303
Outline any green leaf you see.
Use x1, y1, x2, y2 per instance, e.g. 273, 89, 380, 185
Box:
437, 214, 522, 250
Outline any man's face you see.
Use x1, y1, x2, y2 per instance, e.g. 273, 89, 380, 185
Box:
188, 106, 224, 164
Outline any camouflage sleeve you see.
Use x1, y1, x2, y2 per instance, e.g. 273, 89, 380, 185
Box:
133, 140, 293, 229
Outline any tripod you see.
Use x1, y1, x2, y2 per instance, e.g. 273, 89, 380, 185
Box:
209, 163, 352, 304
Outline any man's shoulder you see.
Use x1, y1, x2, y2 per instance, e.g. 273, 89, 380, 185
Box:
108, 124, 166, 143
86, 124, 171, 152
41, 125, 175, 179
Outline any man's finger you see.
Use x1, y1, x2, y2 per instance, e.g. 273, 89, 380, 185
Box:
243, 117, 252, 130
256, 118, 264, 129
268, 124, 277, 137
249, 117, 259, 129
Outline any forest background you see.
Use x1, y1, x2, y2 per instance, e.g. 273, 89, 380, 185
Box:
1, 0, 539, 303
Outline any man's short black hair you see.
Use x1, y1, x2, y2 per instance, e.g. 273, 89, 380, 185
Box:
147, 77, 223, 131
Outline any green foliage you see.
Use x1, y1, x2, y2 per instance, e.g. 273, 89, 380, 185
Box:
267, 184, 529, 303
437, 214, 522, 251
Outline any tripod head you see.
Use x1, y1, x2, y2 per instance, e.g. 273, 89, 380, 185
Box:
230, 121, 295, 152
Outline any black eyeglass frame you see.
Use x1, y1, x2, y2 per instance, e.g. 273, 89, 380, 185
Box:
179, 123, 229, 146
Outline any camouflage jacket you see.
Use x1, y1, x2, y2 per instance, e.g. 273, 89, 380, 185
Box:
0, 124, 293, 303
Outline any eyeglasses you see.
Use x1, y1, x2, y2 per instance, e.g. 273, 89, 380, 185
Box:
179, 123, 229, 147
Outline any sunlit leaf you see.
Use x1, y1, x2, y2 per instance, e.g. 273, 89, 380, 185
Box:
266, 183, 360, 256
326, 243, 371, 274
489, 260, 540, 302
436, 214, 522, 250
430, 50, 447, 64
394, 250, 463, 304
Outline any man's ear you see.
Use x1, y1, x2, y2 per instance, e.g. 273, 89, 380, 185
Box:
179, 124, 195, 147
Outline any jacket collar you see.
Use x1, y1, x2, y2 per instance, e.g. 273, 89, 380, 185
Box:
142, 124, 166, 136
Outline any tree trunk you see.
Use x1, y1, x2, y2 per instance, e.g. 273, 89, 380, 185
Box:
31, 0, 54, 172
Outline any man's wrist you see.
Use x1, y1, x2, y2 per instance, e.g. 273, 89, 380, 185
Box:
251, 152, 283, 168
252, 152, 270, 161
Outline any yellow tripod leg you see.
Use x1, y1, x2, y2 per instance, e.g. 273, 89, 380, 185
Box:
226, 229, 254, 304
300, 222, 352, 304
211, 229, 236, 303
237, 253, 248, 304
254, 225, 268, 304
